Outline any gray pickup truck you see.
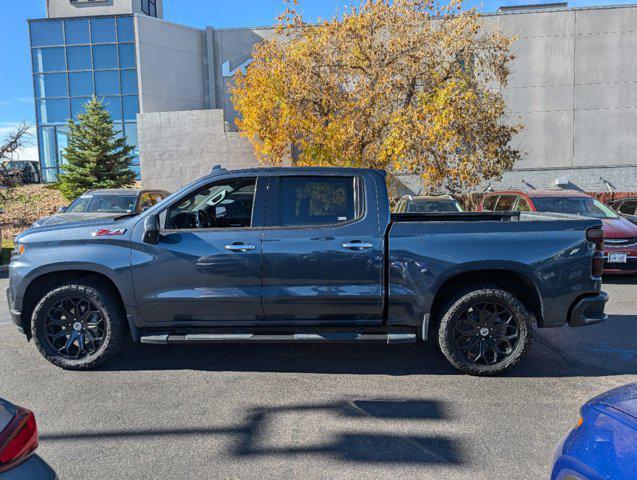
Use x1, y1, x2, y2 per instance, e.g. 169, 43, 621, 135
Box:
7, 167, 608, 375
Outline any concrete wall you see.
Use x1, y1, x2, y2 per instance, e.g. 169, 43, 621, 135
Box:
138, 109, 258, 191
135, 15, 207, 113
47, 0, 163, 18
208, 27, 275, 130
497, 5, 637, 182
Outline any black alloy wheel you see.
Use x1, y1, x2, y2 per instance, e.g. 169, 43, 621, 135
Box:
452, 301, 520, 365
43, 297, 107, 360
437, 286, 532, 376
32, 280, 126, 370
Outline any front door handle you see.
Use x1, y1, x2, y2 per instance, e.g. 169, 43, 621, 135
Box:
342, 242, 374, 250
225, 243, 256, 252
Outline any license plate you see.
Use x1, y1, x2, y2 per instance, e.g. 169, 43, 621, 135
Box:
608, 253, 628, 263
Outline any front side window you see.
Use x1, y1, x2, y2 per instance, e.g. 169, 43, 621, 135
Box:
277, 176, 357, 227
165, 178, 256, 230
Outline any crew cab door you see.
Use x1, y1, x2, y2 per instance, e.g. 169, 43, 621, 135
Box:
261, 173, 384, 326
131, 175, 265, 326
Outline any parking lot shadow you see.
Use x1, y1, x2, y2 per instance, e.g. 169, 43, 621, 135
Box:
102, 313, 636, 377
40, 399, 464, 466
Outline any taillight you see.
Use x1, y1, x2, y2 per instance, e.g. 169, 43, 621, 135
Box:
587, 227, 605, 278
0, 407, 38, 472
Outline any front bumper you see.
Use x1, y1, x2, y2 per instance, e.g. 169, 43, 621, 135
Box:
6, 287, 23, 334
568, 291, 608, 327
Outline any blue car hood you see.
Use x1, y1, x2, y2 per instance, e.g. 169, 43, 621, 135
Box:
588, 382, 637, 420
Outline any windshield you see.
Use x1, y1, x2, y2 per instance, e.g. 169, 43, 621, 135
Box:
532, 197, 619, 219
66, 194, 138, 214
405, 200, 463, 213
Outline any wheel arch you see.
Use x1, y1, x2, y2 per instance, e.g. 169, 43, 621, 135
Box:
20, 269, 129, 340
427, 267, 544, 339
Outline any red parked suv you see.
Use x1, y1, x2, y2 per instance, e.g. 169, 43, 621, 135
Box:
482, 190, 637, 275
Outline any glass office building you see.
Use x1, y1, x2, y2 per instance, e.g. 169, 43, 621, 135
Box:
29, 16, 140, 182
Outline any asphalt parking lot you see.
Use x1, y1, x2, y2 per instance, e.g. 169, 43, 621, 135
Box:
0, 277, 635, 480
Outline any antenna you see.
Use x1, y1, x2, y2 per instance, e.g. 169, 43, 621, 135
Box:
209, 164, 226, 174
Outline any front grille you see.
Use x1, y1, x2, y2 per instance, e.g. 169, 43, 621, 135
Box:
605, 238, 637, 247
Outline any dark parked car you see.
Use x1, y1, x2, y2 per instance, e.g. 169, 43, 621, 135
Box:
0, 397, 55, 479
551, 382, 637, 480
32, 188, 169, 228
483, 189, 637, 275
394, 195, 463, 213
2, 161, 40, 184
609, 197, 637, 225
8, 168, 607, 376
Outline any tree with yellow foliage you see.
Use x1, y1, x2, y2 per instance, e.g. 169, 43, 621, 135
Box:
231, 0, 521, 195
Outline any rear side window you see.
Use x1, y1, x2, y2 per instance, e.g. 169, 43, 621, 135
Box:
515, 196, 531, 212
495, 195, 516, 211
482, 195, 498, 211
619, 201, 637, 215
277, 176, 357, 227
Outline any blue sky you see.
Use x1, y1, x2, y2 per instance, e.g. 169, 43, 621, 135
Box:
0, 0, 633, 159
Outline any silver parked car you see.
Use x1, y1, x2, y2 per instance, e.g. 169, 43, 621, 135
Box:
394, 194, 463, 213
32, 188, 169, 228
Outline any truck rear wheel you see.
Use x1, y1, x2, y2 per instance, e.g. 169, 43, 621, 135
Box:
31, 280, 126, 371
437, 286, 532, 376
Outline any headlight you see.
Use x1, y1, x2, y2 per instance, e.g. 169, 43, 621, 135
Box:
10, 244, 25, 260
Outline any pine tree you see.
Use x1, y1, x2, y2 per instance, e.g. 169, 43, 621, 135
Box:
57, 97, 137, 200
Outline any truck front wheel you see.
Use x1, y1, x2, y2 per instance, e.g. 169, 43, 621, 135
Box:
31, 280, 126, 370
437, 286, 532, 376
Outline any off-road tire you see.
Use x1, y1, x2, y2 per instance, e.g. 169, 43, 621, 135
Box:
31, 280, 126, 370
438, 286, 532, 376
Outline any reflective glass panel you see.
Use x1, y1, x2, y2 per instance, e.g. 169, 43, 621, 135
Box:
71, 97, 92, 120
64, 19, 90, 45
117, 17, 135, 43
124, 123, 139, 158
67, 46, 92, 71
118, 44, 136, 69
102, 96, 122, 121
90, 18, 117, 43
37, 99, 70, 125
92, 44, 118, 69
32, 47, 66, 73
121, 70, 138, 95
122, 96, 139, 121
42, 168, 58, 183
69, 72, 94, 96
56, 126, 70, 166
30, 21, 63, 47
38, 127, 58, 169
34, 73, 68, 98
95, 70, 120, 95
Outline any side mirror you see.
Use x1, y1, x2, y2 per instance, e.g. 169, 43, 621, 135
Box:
142, 214, 161, 245
58, 206, 67, 213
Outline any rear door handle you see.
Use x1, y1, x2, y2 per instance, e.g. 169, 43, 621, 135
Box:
225, 243, 256, 252
342, 242, 374, 250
